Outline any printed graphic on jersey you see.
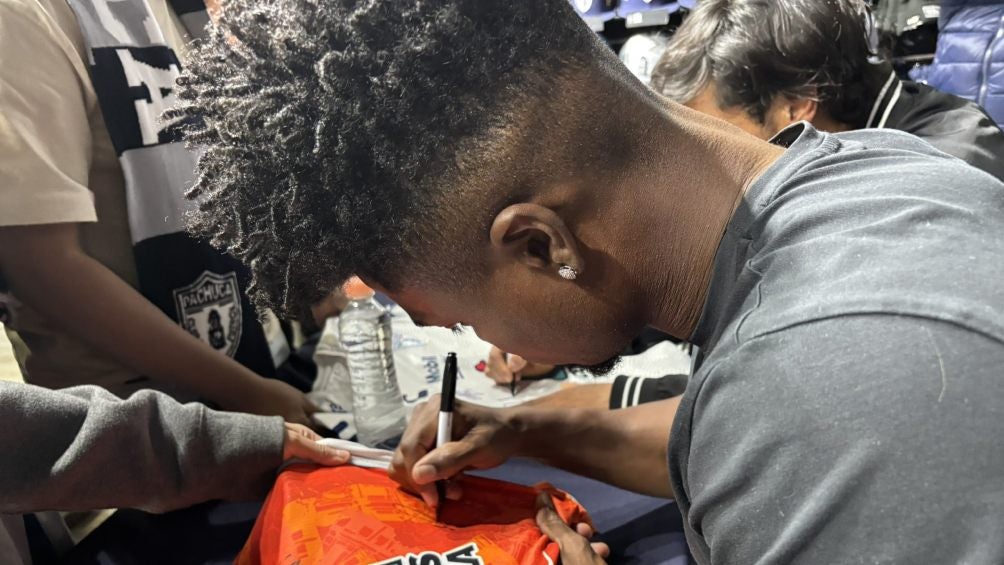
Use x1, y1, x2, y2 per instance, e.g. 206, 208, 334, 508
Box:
371, 542, 485, 565
237, 465, 591, 565
173, 271, 242, 357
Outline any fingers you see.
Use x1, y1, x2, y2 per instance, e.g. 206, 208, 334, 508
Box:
573, 522, 609, 557
281, 424, 350, 466
445, 480, 464, 501
389, 449, 440, 507
485, 347, 516, 385
298, 397, 322, 430
389, 398, 442, 505
286, 422, 322, 442
287, 409, 313, 427
591, 542, 611, 559
393, 400, 508, 509
536, 492, 606, 564
412, 438, 484, 485
301, 396, 320, 414
507, 354, 528, 374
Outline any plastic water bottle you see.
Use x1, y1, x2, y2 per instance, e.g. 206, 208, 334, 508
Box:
339, 277, 406, 446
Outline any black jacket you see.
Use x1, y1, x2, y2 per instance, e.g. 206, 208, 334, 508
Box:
866, 73, 1004, 181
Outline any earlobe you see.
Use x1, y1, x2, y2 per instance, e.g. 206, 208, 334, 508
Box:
489, 203, 585, 278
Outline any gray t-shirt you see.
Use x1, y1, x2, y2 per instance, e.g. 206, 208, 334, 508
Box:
670, 123, 1004, 564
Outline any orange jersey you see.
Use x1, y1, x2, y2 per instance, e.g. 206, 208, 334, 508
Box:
237, 465, 590, 565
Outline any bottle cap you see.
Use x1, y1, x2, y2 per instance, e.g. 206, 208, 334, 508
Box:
343, 276, 376, 300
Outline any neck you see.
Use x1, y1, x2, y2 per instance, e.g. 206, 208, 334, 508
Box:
624, 100, 783, 339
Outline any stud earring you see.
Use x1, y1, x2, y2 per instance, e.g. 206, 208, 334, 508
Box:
558, 265, 578, 280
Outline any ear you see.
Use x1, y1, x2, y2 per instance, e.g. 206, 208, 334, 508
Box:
786, 96, 818, 123
488, 203, 584, 278
765, 96, 818, 133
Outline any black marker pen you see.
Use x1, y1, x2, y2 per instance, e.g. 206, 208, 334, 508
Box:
435, 352, 458, 519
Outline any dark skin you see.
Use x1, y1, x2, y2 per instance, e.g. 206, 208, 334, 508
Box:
0, 224, 317, 424
483, 81, 852, 403
374, 64, 783, 562
463, 78, 858, 563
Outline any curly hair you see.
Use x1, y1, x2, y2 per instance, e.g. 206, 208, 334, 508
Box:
170, 0, 601, 316
651, 0, 888, 126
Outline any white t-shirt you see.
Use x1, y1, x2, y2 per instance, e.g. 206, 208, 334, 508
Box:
0, 0, 188, 392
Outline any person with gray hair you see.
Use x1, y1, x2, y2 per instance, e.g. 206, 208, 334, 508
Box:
484, 0, 1004, 407
652, 0, 1004, 180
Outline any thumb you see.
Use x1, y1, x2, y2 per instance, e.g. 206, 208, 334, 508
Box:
412, 440, 486, 485
535, 492, 606, 563
285, 434, 351, 466
508, 354, 528, 373
535, 492, 571, 540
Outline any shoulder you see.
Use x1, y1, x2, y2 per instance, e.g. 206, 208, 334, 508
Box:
0, 0, 88, 65
887, 82, 1004, 181
673, 315, 1004, 562
793, 126, 1000, 198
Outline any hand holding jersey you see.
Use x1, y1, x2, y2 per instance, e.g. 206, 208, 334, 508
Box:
535, 492, 610, 564
281, 423, 351, 466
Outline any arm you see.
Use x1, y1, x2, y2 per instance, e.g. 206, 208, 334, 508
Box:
509, 398, 679, 496
389, 395, 679, 506
0, 3, 313, 423
0, 224, 315, 424
527, 383, 613, 410
525, 372, 689, 410
0, 381, 348, 514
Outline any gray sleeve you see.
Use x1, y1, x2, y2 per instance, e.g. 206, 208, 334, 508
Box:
680, 316, 1004, 565
0, 382, 285, 514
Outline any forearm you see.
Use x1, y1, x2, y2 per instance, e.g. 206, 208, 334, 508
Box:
507, 397, 680, 497
0, 381, 283, 514
528, 383, 613, 410
2, 242, 261, 401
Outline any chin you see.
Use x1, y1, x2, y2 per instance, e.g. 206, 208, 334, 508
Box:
567, 355, 622, 376
550, 341, 629, 369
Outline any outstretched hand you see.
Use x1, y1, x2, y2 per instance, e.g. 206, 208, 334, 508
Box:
282, 423, 350, 466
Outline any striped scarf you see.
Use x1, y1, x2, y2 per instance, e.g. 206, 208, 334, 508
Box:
65, 0, 275, 377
